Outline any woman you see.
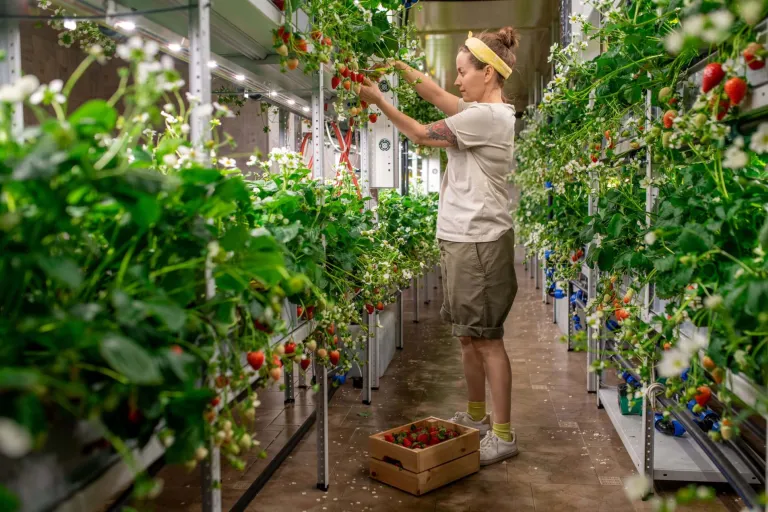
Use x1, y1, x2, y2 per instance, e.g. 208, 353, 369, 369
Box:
358, 27, 520, 465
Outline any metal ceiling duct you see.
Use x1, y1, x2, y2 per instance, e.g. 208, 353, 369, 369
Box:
411, 0, 559, 112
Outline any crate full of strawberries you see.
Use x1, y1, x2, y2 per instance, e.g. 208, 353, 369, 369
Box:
369, 417, 480, 496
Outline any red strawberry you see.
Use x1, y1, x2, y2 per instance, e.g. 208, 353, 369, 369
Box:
594, 143, 601, 151
343, 80, 351, 91
365, 304, 375, 314
417, 433, 429, 443
342, 67, 351, 79
376, 301, 384, 311
215, 375, 229, 388
428, 437, 440, 446
327, 324, 335, 335
331, 76, 340, 90
663, 109, 677, 129
724, 77, 747, 105
369, 113, 378, 123
277, 27, 291, 44
402, 437, 412, 448
128, 407, 141, 424
361, 101, 368, 109
701, 63, 725, 92
272, 354, 283, 368
384, 433, 395, 443
295, 38, 308, 52
329, 350, 340, 366
301, 358, 311, 370
428, 426, 437, 433
285, 341, 296, 354
306, 305, 315, 320
695, 385, 712, 406
247, 350, 265, 370
356, 73, 365, 84
210, 397, 221, 407
743, 42, 765, 70
311, 30, 323, 41
590, 154, 598, 163
332, 335, 339, 346
170, 344, 183, 354
253, 319, 272, 333
323, 36, 332, 47
297, 305, 304, 318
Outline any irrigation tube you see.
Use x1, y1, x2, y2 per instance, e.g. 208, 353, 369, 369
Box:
611, 353, 761, 509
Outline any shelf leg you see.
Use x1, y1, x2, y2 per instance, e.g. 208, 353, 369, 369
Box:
372, 311, 380, 390
284, 361, 295, 404
641, 393, 655, 488
396, 290, 404, 350
423, 272, 430, 305
298, 357, 308, 388
413, 277, 420, 323
316, 363, 330, 491
362, 308, 372, 404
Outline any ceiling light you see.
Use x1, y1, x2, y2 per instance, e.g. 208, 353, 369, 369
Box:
63, 19, 77, 30
270, 91, 278, 97
302, 106, 310, 112
208, 60, 218, 68
168, 43, 182, 52
287, 99, 296, 105
244, 92, 249, 98
115, 20, 136, 31
235, 74, 245, 81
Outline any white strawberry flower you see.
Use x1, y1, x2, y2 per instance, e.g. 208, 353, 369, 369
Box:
658, 348, 690, 377
723, 144, 748, 169
749, 122, 768, 153
740, 0, 763, 25
29, 78, 63, 106
0, 418, 32, 458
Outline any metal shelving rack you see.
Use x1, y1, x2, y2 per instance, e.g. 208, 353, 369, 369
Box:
0, 0, 417, 510
522, 12, 768, 509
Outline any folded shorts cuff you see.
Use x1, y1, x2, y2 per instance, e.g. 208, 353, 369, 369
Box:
451, 323, 504, 339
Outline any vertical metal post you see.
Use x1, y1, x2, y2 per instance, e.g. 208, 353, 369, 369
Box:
311, 69, 325, 181
284, 361, 295, 404
396, 290, 404, 350
641, 389, 655, 481
535, 255, 540, 289
422, 271, 430, 305
413, 277, 420, 323
189, 3, 219, 511
371, 311, 380, 389
643, 89, 654, 317
0, 16, 23, 135
315, 362, 330, 491
586, 269, 599, 393
567, 281, 573, 351
278, 108, 289, 148
362, 308, 373, 405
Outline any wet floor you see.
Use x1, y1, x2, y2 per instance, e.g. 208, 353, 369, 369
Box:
145, 264, 741, 512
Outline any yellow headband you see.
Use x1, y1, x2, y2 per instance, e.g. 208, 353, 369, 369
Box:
465, 31, 512, 80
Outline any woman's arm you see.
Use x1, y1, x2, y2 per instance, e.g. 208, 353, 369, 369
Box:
360, 79, 456, 148
393, 61, 460, 117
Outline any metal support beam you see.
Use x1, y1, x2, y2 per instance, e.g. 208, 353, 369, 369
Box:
641, 389, 655, 482
413, 277, 420, 323
0, 16, 23, 135
311, 68, 325, 181
284, 361, 295, 404
315, 363, 330, 491
396, 291, 404, 350
423, 271, 430, 305
362, 309, 373, 405
371, 312, 380, 389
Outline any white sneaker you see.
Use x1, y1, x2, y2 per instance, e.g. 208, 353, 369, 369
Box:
479, 431, 519, 466
449, 411, 491, 435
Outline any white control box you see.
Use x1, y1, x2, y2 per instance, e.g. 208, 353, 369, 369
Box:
370, 75, 397, 189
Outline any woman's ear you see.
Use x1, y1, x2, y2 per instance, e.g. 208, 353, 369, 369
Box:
484, 65, 494, 83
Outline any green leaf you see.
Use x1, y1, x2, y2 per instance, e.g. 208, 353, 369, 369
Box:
678, 226, 711, 254
126, 194, 161, 229
146, 300, 186, 331
99, 334, 163, 385
653, 255, 676, 272
220, 224, 250, 251
0, 486, 19, 512
69, 100, 118, 136
607, 214, 625, 238
759, 216, 768, 252
36, 256, 83, 290
597, 246, 616, 270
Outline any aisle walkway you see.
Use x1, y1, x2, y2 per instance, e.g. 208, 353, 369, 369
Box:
151, 264, 739, 511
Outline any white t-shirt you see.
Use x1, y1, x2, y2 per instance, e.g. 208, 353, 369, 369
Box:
438, 99, 516, 243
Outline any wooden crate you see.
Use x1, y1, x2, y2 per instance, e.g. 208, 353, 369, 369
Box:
369, 417, 480, 496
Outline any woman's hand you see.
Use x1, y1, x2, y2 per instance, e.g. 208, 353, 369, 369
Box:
358, 77, 385, 107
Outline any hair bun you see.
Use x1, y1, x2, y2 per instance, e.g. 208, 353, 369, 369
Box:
498, 26, 520, 50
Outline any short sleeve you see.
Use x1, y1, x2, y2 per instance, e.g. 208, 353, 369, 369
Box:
444, 104, 492, 151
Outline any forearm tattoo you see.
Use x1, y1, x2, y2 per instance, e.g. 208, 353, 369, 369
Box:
426, 120, 457, 146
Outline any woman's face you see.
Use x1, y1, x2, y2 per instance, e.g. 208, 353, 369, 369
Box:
454, 51, 490, 102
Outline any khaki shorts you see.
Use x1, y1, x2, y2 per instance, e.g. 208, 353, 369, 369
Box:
439, 229, 518, 339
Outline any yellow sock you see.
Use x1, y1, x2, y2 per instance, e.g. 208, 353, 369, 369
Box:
467, 401, 486, 422
493, 422, 512, 442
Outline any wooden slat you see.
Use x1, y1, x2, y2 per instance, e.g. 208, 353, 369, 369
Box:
370, 451, 480, 496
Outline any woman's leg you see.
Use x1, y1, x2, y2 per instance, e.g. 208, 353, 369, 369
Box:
472, 338, 511, 425
460, 336, 486, 405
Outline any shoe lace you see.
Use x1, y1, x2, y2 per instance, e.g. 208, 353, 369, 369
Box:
480, 431, 496, 449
